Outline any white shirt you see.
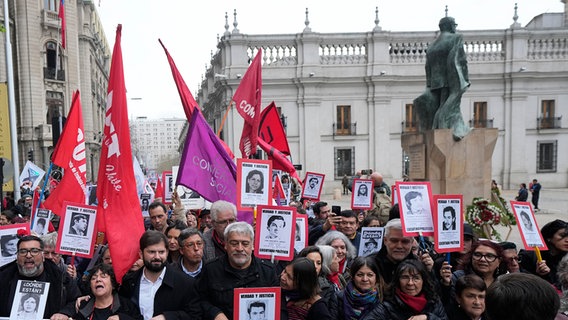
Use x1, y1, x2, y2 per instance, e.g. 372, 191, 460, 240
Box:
139, 267, 166, 320
181, 259, 203, 278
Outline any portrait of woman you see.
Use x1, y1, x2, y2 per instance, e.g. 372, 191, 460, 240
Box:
246, 170, 264, 194
16, 293, 39, 320
1, 234, 19, 257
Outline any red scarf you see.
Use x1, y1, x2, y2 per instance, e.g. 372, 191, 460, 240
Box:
395, 288, 427, 314
212, 230, 225, 248
327, 271, 341, 288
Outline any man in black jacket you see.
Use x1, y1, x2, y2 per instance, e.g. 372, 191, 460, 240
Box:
0, 235, 81, 319
120, 230, 201, 319
197, 222, 287, 320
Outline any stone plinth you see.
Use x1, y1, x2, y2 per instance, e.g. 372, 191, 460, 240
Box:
401, 129, 499, 204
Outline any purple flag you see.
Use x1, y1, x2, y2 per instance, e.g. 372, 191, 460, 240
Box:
177, 111, 253, 223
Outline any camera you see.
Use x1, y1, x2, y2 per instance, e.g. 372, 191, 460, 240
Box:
361, 169, 373, 175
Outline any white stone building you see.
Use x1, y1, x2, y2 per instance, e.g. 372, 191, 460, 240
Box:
0, 0, 110, 183
129, 117, 185, 172
197, 5, 568, 194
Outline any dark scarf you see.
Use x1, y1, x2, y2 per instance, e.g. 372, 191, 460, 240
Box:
395, 288, 427, 314
343, 281, 378, 319
212, 229, 225, 248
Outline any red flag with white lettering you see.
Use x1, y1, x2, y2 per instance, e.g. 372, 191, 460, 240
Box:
233, 49, 262, 158
43, 91, 87, 215
96, 25, 145, 284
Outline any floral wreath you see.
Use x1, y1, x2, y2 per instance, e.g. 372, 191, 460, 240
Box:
465, 197, 516, 240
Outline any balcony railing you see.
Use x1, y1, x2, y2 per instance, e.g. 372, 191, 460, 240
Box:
469, 118, 494, 128
43, 67, 65, 81
538, 116, 562, 129
333, 123, 357, 136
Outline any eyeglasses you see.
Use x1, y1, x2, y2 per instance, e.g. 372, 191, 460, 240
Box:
215, 218, 236, 226
183, 241, 204, 249
18, 248, 42, 256
400, 275, 422, 282
472, 252, 498, 262
507, 256, 521, 263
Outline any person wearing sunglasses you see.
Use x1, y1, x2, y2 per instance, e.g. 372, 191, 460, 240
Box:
0, 235, 81, 319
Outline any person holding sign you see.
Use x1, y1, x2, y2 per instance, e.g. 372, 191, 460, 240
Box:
0, 235, 81, 319
519, 219, 568, 286
58, 264, 141, 320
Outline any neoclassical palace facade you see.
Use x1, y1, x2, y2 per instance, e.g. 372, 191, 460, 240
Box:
197, 6, 568, 193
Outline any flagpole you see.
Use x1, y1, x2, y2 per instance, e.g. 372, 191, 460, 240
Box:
4, 0, 21, 201
216, 100, 234, 137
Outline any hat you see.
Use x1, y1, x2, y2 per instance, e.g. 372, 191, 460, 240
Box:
499, 241, 517, 251
541, 219, 568, 242
464, 223, 475, 238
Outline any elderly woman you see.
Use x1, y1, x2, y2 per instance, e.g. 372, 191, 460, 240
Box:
316, 230, 357, 278
337, 256, 384, 320
363, 260, 448, 320
59, 263, 142, 320
318, 244, 346, 291
280, 257, 332, 319
520, 219, 568, 286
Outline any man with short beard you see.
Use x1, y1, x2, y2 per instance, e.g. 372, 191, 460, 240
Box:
0, 235, 81, 319
197, 222, 287, 320
120, 230, 201, 319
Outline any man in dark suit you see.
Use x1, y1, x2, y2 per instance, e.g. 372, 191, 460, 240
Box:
120, 230, 201, 319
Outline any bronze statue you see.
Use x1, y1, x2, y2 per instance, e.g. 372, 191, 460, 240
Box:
414, 16, 471, 140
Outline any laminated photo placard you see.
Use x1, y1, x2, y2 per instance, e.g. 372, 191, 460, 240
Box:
234, 287, 281, 320
9, 280, 50, 320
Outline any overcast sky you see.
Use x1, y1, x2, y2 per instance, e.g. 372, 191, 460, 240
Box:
97, 0, 565, 119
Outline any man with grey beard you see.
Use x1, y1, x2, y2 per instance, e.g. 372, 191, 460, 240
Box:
0, 235, 80, 319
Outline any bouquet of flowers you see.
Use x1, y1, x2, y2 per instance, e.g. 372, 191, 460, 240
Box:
465, 197, 516, 240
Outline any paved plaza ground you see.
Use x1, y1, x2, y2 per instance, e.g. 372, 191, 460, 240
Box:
321, 187, 568, 249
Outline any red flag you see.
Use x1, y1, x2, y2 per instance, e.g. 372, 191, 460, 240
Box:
43, 91, 87, 215
158, 39, 199, 120
154, 177, 164, 202
96, 25, 145, 284
158, 39, 235, 159
257, 137, 300, 182
233, 49, 262, 158
59, 0, 66, 49
272, 175, 285, 202
259, 102, 290, 155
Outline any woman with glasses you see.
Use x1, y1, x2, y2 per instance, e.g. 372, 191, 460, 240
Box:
442, 240, 506, 290
363, 260, 448, 320
338, 256, 384, 319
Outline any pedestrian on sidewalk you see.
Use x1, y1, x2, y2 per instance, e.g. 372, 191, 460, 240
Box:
531, 179, 542, 211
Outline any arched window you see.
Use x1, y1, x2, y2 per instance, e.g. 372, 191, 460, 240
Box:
44, 41, 65, 80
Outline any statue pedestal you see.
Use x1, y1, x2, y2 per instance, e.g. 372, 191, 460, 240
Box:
401, 129, 498, 204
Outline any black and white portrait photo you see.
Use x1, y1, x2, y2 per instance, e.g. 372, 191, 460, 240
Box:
69, 213, 89, 237
512, 202, 546, 250
255, 206, 295, 261
351, 179, 374, 209
301, 172, 325, 200
237, 159, 272, 210
442, 206, 456, 231
396, 181, 435, 236
433, 195, 463, 253
59, 204, 98, 258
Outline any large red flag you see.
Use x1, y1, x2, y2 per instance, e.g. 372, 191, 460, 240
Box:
59, 0, 66, 49
259, 101, 290, 155
97, 25, 145, 284
43, 91, 87, 215
233, 49, 262, 158
159, 39, 235, 159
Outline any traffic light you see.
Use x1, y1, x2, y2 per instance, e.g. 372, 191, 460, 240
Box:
27, 149, 34, 162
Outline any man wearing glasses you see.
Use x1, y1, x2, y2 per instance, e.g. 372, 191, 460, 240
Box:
172, 228, 205, 278
203, 200, 237, 262
0, 235, 81, 319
